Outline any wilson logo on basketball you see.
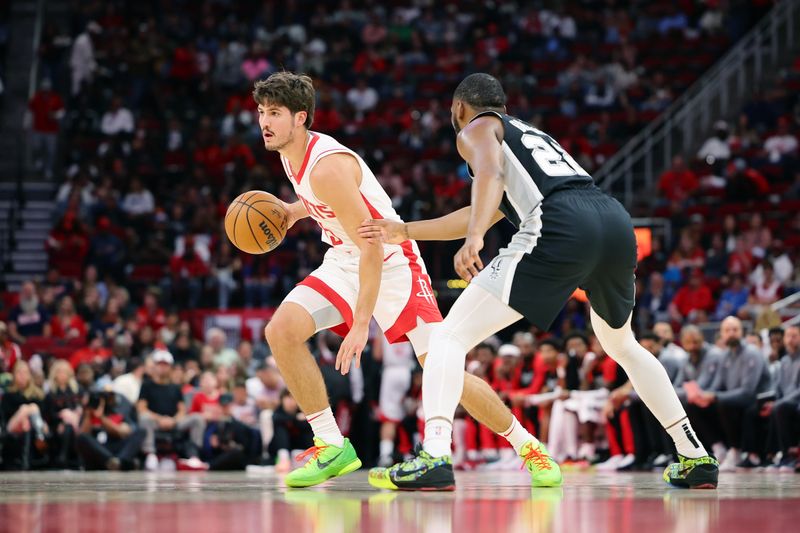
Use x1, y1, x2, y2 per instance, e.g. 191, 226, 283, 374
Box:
258, 220, 279, 248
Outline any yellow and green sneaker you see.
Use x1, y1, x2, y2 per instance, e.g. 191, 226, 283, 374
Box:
368, 446, 455, 491
663, 455, 719, 489
520, 440, 563, 487
284, 437, 362, 488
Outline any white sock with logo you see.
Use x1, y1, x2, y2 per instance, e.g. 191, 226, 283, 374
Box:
666, 416, 707, 459
306, 407, 344, 448
499, 416, 538, 455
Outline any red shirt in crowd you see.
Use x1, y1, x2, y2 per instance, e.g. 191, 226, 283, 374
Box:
70, 345, 112, 369
672, 284, 714, 317
658, 168, 699, 202
28, 90, 64, 133
50, 314, 88, 340
170, 254, 210, 278
190, 391, 221, 417
136, 306, 166, 332
0, 340, 23, 372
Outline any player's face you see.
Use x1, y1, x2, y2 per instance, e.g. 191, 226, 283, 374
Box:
258, 103, 302, 152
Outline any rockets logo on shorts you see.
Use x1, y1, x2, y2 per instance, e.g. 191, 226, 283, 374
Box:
416, 276, 436, 306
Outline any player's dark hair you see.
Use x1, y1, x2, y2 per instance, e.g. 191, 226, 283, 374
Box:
253, 71, 315, 128
538, 339, 563, 352
453, 73, 506, 111
768, 327, 785, 336
639, 331, 663, 344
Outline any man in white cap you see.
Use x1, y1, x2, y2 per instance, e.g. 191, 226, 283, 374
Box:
136, 349, 207, 471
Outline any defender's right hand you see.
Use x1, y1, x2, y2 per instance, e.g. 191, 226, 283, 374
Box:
358, 218, 407, 244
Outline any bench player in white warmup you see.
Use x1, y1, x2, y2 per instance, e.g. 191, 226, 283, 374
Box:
255, 72, 561, 488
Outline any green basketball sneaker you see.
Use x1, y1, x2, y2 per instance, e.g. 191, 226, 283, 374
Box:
368, 446, 455, 491
663, 455, 719, 489
520, 440, 563, 487
284, 437, 362, 488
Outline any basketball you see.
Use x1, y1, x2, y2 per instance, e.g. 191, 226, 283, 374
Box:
225, 190, 288, 254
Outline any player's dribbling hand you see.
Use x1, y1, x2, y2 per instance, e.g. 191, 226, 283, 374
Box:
336, 322, 368, 375
357, 218, 407, 244
454, 236, 484, 281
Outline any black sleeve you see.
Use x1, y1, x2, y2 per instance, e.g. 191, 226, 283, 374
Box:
138, 381, 152, 405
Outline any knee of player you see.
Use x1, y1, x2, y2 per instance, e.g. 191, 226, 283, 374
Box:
264, 314, 304, 349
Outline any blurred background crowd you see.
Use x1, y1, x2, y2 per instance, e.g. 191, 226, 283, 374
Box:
2, 0, 800, 473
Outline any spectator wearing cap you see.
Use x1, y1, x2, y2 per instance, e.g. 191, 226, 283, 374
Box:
201, 392, 263, 471
0, 321, 23, 374
669, 269, 714, 323
136, 350, 207, 471
246, 360, 284, 454
27, 78, 64, 179
112, 357, 145, 405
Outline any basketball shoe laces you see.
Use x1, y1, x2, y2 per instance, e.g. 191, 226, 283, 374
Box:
297, 444, 329, 464
521, 446, 552, 471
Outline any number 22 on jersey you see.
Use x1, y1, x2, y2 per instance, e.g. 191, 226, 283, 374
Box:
520, 133, 590, 178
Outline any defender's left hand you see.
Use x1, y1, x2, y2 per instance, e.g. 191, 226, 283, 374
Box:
454, 236, 484, 282
336, 322, 369, 375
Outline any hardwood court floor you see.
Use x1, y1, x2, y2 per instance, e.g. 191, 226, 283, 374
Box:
0, 470, 798, 533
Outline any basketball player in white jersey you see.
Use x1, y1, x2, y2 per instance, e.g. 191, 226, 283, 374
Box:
254, 72, 558, 488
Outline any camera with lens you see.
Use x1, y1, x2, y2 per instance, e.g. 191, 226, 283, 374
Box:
87, 391, 117, 413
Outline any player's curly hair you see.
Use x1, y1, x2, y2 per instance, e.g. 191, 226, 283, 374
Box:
453, 73, 506, 110
253, 72, 315, 129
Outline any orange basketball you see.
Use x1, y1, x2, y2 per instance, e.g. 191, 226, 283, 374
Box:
225, 190, 288, 254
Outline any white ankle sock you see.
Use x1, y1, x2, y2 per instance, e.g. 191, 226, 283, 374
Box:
666, 416, 707, 459
306, 407, 344, 448
423, 418, 453, 457
499, 417, 537, 455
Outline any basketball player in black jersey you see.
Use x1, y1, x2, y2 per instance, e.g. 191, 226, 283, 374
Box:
360, 73, 719, 490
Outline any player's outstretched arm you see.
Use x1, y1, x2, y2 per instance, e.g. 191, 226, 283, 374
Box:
358, 207, 504, 244
454, 115, 506, 281
281, 200, 310, 229
311, 153, 383, 376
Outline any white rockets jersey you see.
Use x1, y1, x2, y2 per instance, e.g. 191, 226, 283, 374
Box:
280, 131, 403, 253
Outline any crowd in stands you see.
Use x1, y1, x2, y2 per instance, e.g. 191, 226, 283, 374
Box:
3, 310, 800, 473
3, 0, 799, 471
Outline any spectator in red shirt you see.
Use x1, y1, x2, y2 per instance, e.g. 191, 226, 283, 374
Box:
669, 269, 714, 323
657, 155, 699, 203
136, 289, 166, 333
27, 78, 64, 179
46, 212, 90, 279
167, 235, 210, 308
189, 371, 223, 422
0, 321, 23, 373
69, 335, 112, 370
50, 296, 88, 342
